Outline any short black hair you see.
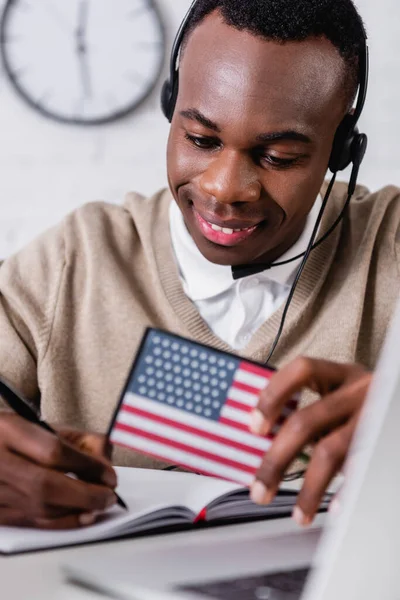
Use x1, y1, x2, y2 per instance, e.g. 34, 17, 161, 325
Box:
182, 0, 367, 110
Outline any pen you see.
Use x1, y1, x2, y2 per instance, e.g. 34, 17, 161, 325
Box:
0, 377, 128, 511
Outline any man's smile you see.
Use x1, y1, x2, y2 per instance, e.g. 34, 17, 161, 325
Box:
193, 207, 265, 247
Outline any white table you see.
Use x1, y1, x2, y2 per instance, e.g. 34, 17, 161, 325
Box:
0, 515, 326, 600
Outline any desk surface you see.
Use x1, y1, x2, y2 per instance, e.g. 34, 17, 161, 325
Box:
0, 515, 326, 600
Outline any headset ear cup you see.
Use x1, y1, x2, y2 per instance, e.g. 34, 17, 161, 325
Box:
161, 80, 173, 121
329, 115, 357, 173
351, 133, 368, 168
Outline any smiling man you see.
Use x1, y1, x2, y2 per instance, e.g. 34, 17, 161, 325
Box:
0, 0, 399, 529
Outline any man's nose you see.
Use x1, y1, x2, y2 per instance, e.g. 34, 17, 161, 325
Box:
199, 150, 261, 204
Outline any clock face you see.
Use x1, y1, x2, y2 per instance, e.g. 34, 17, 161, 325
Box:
0, 0, 166, 125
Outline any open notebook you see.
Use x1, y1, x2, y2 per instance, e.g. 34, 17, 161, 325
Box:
0, 467, 329, 555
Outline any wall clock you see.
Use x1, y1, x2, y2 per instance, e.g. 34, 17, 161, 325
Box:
0, 0, 166, 125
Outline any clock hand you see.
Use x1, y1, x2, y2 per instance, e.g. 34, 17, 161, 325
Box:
78, 51, 92, 100
75, 0, 92, 100
76, 0, 89, 45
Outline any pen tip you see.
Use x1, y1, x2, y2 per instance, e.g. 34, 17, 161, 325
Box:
116, 494, 128, 511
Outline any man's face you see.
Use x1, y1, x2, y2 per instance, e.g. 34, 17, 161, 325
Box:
167, 11, 348, 266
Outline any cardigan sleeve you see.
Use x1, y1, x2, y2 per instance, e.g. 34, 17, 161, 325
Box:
0, 222, 66, 412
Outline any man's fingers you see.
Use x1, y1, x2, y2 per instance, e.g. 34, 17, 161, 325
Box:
0, 508, 29, 527
251, 357, 361, 436
0, 416, 119, 530
31, 513, 98, 530
251, 357, 352, 435
292, 419, 357, 526
0, 482, 93, 520
0, 506, 97, 529
0, 415, 116, 487
0, 482, 25, 508
250, 386, 360, 504
0, 450, 117, 514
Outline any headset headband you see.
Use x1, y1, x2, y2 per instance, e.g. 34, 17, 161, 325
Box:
162, 0, 369, 139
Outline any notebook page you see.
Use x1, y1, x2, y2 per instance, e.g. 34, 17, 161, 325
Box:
0, 467, 241, 554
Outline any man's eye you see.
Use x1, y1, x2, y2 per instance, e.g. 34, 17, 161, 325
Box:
185, 133, 220, 150
261, 154, 298, 169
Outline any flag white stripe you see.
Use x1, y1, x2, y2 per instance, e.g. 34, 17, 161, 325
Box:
220, 404, 255, 426
117, 409, 262, 468
111, 428, 254, 486
235, 369, 269, 390
123, 393, 270, 452
227, 386, 259, 407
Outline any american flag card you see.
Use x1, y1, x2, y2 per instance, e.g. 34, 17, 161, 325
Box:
109, 329, 297, 486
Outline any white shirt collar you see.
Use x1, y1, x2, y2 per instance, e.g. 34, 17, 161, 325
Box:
169, 196, 322, 301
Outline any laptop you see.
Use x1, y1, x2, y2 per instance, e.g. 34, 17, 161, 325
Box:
64, 298, 400, 600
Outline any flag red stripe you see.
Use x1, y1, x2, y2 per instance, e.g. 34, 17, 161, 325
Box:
223, 404, 295, 422
114, 421, 256, 475
231, 380, 262, 395
120, 403, 266, 458
111, 439, 251, 487
224, 399, 253, 414
219, 416, 274, 441
219, 415, 255, 432
239, 361, 273, 379
222, 406, 289, 430
232, 381, 297, 414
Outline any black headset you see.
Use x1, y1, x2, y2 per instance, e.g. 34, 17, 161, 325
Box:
161, 0, 369, 363
162, 0, 368, 176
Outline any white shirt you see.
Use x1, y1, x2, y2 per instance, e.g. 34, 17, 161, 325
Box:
169, 197, 322, 350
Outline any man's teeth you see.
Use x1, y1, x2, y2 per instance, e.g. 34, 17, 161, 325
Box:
210, 223, 249, 234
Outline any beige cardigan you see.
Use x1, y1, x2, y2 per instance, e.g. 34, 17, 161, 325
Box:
0, 181, 399, 467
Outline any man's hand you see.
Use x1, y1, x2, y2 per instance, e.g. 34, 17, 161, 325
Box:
249, 358, 372, 526
0, 414, 118, 529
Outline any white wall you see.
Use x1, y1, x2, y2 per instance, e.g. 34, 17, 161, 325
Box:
0, 0, 398, 257
0, 0, 193, 257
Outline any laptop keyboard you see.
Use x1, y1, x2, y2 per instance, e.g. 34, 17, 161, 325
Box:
178, 568, 310, 600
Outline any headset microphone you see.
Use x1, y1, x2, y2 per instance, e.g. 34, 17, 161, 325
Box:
232, 132, 368, 281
